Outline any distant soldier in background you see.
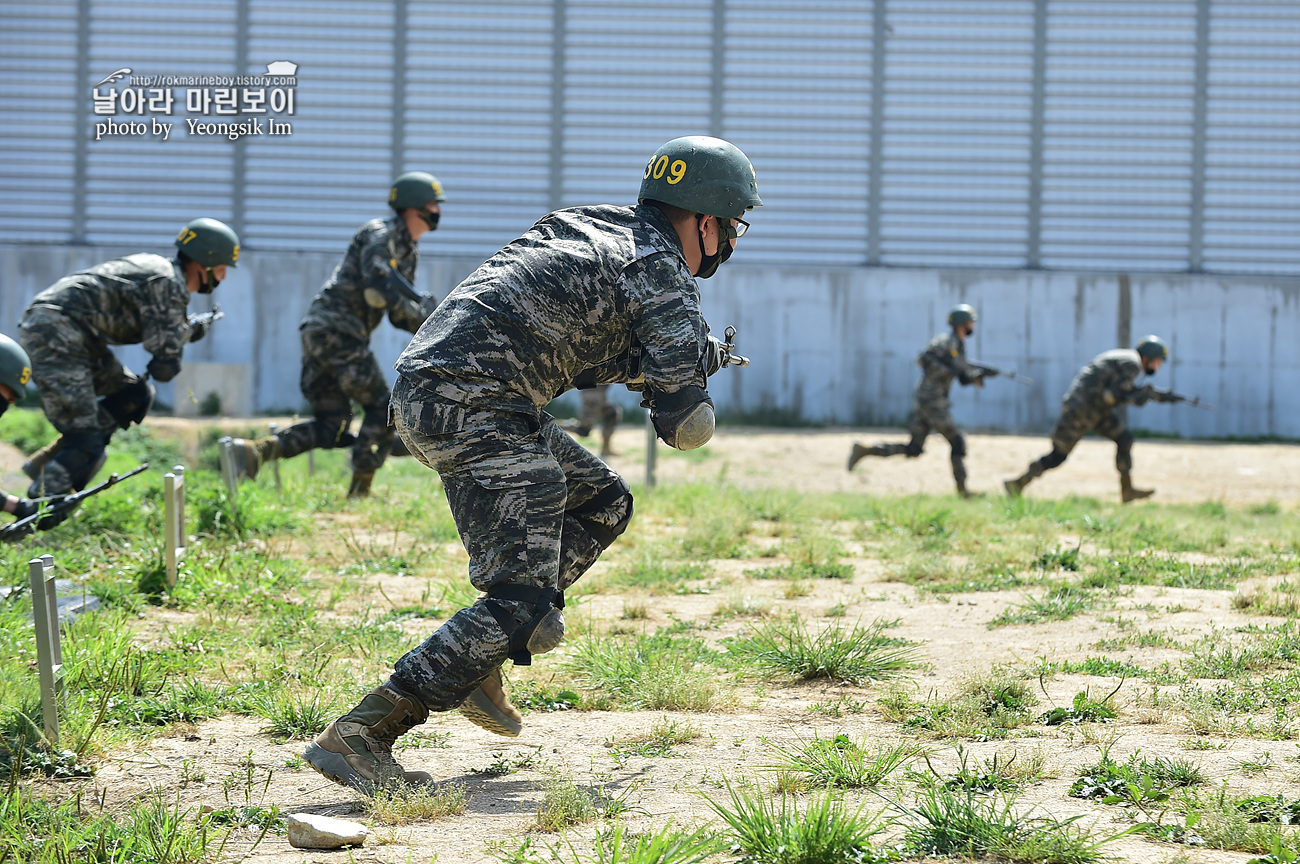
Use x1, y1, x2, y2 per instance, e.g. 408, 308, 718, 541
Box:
18, 218, 238, 508
227, 173, 444, 497
0, 333, 44, 524
1004, 335, 1173, 502
562, 385, 621, 458
847, 304, 990, 498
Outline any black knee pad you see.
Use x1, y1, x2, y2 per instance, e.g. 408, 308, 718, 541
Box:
482, 584, 566, 666
312, 416, 353, 449
949, 434, 967, 460
49, 431, 107, 492
361, 400, 390, 430
101, 378, 156, 429
573, 479, 634, 550
1040, 448, 1067, 470
904, 441, 924, 458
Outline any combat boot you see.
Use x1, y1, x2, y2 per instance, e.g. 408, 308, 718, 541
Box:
1120, 475, 1154, 503
303, 683, 433, 791
22, 435, 65, 483
227, 436, 278, 482
458, 665, 523, 737
847, 442, 869, 471
956, 481, 983, 500
599, 429, 618, 459
347, 472, 374, 498
1003, 475, 1029, 498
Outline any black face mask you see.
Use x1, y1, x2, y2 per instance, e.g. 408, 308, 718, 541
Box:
0, 401, 8, 419
695, 217, 735, 279
419, 208, 440, 231
198, 267, 220, 294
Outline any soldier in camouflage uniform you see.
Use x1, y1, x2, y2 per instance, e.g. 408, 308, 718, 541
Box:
303, 136, 761, 792
562, 385, 621, 457
227, 172, 444, 497
846, 304, 990, 497
17, 219, 238, 507
1004, 336, 1171, 502
0, 333, 45, 525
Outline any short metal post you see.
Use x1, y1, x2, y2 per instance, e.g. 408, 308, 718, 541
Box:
164, 465, 186, 588
29, 555, 63, 746
217, 436, 240, 514
268, 423, 282, 493
644, 412, 657, 489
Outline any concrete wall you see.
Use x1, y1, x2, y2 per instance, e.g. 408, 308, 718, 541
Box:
2, 243, 1297, 438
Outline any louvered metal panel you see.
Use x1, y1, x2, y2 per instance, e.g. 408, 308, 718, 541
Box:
82, 0, 237, 245
725, 0, 874, 265
404, 1, 555, 258
242, 1, 394, 252
0, 2, 82, 241
560, 0, 713, 209
1202, 2, 1300, 274
880, 0, 1035, 268
1040, 1, 1198, 270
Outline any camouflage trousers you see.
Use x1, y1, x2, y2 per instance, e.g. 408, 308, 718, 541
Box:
17, 306, 139, 435
573, 386, 619, 438
275, 328, 394, 473
866, 399, 967, 486
1050, 404, 1131, 473
387, 376, 633, 712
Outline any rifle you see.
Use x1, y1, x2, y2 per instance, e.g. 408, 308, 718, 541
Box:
384, 259, 438, 318
187, 304, 225, 329
718, 325, 750, 369
1132, 386, 1214, 411
968, 361, 1033, 386
1, 463, 149, 542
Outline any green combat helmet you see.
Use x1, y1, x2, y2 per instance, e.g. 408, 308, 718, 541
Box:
1136, 335, 1169, 360
175, 217, 240, 267
638, 136, 762, 220
0, 333, 32, 399
389, 172, 447, 210
948, 304, 978, 328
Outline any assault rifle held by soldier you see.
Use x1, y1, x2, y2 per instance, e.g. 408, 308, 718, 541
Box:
966, 361, 1033, 386
1, 462, 149, 542
1128, 384, 1214, 411
186, 304, 225, 342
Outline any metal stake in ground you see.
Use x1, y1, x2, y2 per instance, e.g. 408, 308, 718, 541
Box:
163, 465, 186, 588
645, 412, 657, 489
217, 436, 240, 517
269, 422, 283, 493
28, 555, 64, 746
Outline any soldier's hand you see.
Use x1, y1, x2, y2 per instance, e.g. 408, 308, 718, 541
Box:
703, 335, 726, 377
188, 320, 208, 343
146, 355, 181, 383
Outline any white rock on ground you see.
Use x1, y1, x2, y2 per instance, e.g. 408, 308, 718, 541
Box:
285, 813, 368, 849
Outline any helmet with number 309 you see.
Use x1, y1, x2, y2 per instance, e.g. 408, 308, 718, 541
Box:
638, 136, 762, 220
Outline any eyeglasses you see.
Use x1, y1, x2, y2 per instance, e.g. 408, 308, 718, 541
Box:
721, 218, 750, 240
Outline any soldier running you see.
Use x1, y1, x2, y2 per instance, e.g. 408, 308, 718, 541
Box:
227, 172, 444, 497
17, 219, 238, 510
561, 385, 621, 458
847, 304, 989, 497
302, 136, 761, 791
1004, 335, 1172, 502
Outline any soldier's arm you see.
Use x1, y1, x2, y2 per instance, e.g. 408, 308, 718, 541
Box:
139, 276, 189, 381
387, 297, 431, 334
358, 228, 405, 311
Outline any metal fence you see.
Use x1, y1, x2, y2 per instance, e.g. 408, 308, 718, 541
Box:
2, 0, 1297, 274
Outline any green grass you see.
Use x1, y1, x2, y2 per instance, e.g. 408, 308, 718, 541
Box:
766, 735, 919, 791
559, 632, 729, 711
726, 614, 921, 684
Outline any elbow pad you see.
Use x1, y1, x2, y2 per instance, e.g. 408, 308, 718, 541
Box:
649, 386, 715, 450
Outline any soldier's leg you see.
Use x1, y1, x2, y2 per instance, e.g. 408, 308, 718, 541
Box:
848, 410, 928, 470
598, 388, 620, 457
933, 412, 972, 496
1097, 412, 1151, 502
1005, 411, 1086, 496
328, 338, 395, 496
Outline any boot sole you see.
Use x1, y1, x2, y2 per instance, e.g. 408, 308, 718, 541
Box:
459, 691, 523, 737
303, 742, 368, 791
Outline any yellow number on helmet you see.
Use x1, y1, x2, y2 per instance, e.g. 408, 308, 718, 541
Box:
231, 244, 240, 263
19, 366, 30, 386
178, 229, 197, 245
652, 155, 669, 179
389, 188, 398, 203
431, 180, 444, 197
666, 159, 687, 184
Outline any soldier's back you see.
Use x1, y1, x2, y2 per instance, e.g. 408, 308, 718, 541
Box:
302, 216, 416, 341
1063, 348, 1141, 409
29, 253, 178, 346
915, 332, 961, 403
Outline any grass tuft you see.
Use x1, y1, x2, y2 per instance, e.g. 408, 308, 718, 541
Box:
727, 614, 920, 684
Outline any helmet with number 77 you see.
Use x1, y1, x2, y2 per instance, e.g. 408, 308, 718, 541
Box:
174, 217, 240, 267
0, 333, 32, 399
638, 136, 762, 220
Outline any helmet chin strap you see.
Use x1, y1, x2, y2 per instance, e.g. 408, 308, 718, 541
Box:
694, 215, 733, 279
198, 267, 220, 294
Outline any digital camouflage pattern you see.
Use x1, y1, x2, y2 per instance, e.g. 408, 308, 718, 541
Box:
273, 328, 394, 472
388, 383, 631, 711
300, 215, 425, 341
395, 203, 709, 416
851, 331, 980, 490
19, 253, 188, 434
1050, 348, 1145, 458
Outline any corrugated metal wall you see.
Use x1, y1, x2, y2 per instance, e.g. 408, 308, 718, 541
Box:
1, 0, 1296, 274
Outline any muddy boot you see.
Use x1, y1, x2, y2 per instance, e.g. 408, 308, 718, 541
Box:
304, 683, 432, 791
22, 435, 66, 484
956, 481, 983, 499
458, 666, 523, 737
1120, 474, 1154, 503
228, 436, 278, 482
347, 471, 374, 498
1003, 474, 1031, 498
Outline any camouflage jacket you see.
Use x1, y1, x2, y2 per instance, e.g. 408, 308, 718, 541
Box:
300, 214, 425, 341
914, 331, 975, 405
1062, 348, 1144, 412
25, 253, 190, 362
395, 203, 709, 416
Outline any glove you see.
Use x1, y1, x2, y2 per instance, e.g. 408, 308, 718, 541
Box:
1102, 390, 1117, 407
703, 335, 725, 377
11, 498, 38, 521
146, 355, 181, 382
188, 320, 208, 343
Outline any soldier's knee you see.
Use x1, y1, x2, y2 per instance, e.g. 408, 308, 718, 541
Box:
1114, 430, 1134, 452
573, 478, 634, 550
481, 585, 566, 666
1039, 448, 1067, 470
949, 434, 967, 459
904, 440, 925, 458
100, 378, 156, 430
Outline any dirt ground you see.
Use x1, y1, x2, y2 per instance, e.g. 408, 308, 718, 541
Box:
8, 420, 1300, 863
